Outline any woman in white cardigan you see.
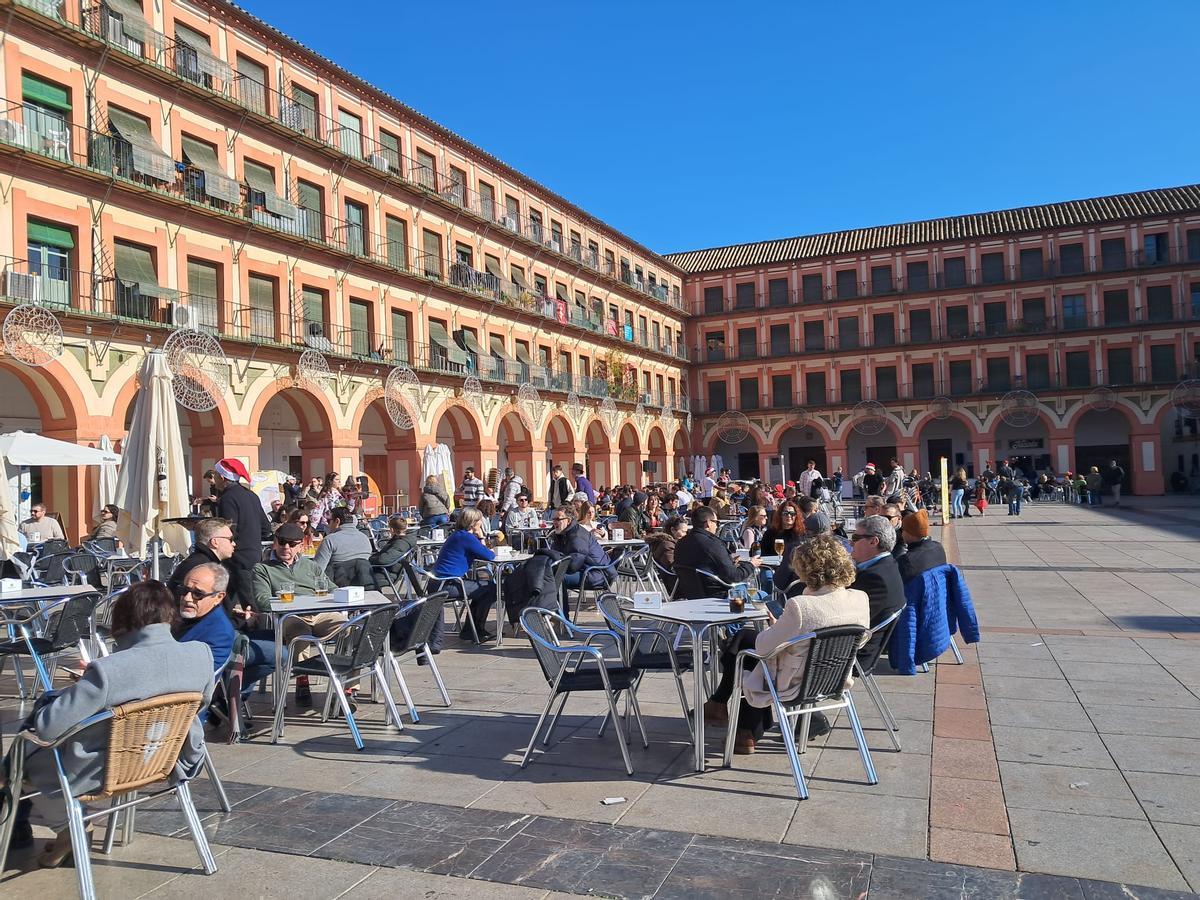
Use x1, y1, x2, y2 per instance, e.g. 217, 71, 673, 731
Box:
703, 534, 870, 753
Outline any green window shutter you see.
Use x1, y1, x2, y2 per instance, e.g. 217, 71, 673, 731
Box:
187, 259, 218, 299
296, 180, 321, 212
242, 160, 276, 194
27, 219, 74, 249
302, 287, 325, 324
350, 300, 369, 333
248, 275, 273, 308
114, 241, 158, 290
385, 217, 407, 268
22, 74, 71, 113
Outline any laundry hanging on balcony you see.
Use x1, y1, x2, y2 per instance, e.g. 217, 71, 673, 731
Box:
181, 136, 242, 205
106, 105, 176, 183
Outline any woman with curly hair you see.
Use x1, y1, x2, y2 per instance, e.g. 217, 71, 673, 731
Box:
702, 534, 871, 754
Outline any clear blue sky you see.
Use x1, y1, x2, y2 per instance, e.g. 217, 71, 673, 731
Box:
240, 0, 1199, 255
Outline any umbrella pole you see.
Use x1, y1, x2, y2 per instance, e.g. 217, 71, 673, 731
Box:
152, 525, 161, 580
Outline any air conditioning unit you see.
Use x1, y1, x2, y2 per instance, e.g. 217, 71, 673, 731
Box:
366, 152, 390, 172
0, 120, 28, 146
4, 270, 40, 303
168, 301, 194, 328
500, 215, 517, 231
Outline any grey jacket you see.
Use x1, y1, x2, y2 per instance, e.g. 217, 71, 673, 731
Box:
313, 525, 374, 571
25, 623, 214, 801
419, 482, 450, 518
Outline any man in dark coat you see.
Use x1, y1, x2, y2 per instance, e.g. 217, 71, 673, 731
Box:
850, 515, 907, 667
897, 509, 947, 584
168, 516, 237, 598
549, 507, 612, 591
214, 457, 273, 611
673, 507, 759, 599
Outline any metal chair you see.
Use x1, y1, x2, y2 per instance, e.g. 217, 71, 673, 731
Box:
0, 591, 102, 698
272, 604, 403, 750
565, 562, 615, 623
519, 606, 647, 775
410, 560, 478, 642
650, 558, 678, 599
30, 551, 75, 587
722, 624, 876, 800
38, 538, 72, 556
613, 546, 654, 596
386, 592, 451, 723
62, 552, 103, 589
83, 538, 118, 557
853, 606, 906, 751
0, 692, 217, 899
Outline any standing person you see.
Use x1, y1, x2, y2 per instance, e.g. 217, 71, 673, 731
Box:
572, 462, 596, 504
1003, 475, 1023, 516
548, 464, 572, 509
1085, 466, 1103, 505
457, 466, 484, 508
1104, 459, 1126, 507
862, 463, 884, 497
833, 466, 845, 497
700, 467, 718, 499
213, 458, 273, 611
884, 459, 905, 498
498, 468, 525, 515
797, 460, 823, 499
419, 474, 451, 527
283, 474, 304, 507
304, 476, 322, 503
949, 467, 968, 519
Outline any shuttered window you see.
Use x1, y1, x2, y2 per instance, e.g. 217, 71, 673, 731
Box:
247, 274, 275, 341
235, 54, 267, 114
390, 310, 410, 363
421, 229, 442, 279
378, 130, 401, 171
385, 216, 408, 269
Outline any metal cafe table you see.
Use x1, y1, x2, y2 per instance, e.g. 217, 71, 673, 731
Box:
618, 597, 768, 773
471, 552, 532, 646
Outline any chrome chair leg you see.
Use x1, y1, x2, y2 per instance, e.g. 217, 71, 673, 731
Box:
426, 651, 451, 707
176, 780, 218, 875
374, 660, 405, 733
949, 640, 965, 664
844, 692, 878, 785
389, 653, 419, 723
521, 689, 559, 768
603, 686, 634, 776
203, 748, 233, 812
544, 692, 570, 745
65, 796, 95, 900
776, 703, 810, 801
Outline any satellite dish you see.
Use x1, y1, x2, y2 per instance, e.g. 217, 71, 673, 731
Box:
3, 303, 63, 368
716, 410, 750, 444
163, 327, 228, 412
851, 400, 887, 436
999, 390, 1039, 428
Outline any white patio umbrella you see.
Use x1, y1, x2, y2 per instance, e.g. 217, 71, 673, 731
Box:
0, 458, 19, 560
96, 433, 118, 512
114, 352, 190, 575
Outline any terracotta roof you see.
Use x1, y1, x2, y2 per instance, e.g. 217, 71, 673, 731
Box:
664, 184, 1200, 274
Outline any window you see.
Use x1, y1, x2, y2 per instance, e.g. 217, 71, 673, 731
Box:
1059, 242, 1084, 275
529, 210, 544, 243
287, 84, 318, 137
107, 105, 173, 183
1061, 294, 1087, 329
534, 275, 548, 297
1191, 283, 1200, 320
421, 229, 442, 279
980, 252, 1005, 284
840, 370, 862, 403
802, 273, 823, 303
235, 54, 268, 114
739, 377, 759, 410
837, 316, 859, 349
603, 248, 615, 275
948, 360, 973, 396
25, 218, 73, 309
479, 181, 496, 221
803, 320, 825, 351
945, 306, 969, 339
1022, 297, 1046, 330
1150, 345, 1176, 382
173, 23, 216, 87
1064, 351, 1090, 387
184, 257, 219, 331
943, 256, 966, 288
652, 321, 661, 348
1101, 237, 1126, 271
558, 351, 572, 389
550, 220, 564, 251
908, 309, 932, 342
735, 282, 755, 310
911, 363, 935, 399
875, 366, 898, 401
1146, 285, 1173, 322
836, 269, 858, 299
455, 242, 473, 267
336, 109, 362, 158
21, 73, 71, 161
704, 331, 725, 362
638, 315, 649, 344
1103, 289, 1129, 325
873, 312, 895, 346
378, 130, 401, 172
301, 287, 326, 335
1144, 233, 1169, 265
1188, 229, 1200, 263
414, 149, 436, 190
390, 309, 411, 363
246, 274, 276, 342
296, 180, 324, 241
113, 240, 169, 320
771, 374, 793, 408
1025, 354, 1050, 390
737, 327, 756, 359
769, 324, 790, 355
447, 166, 466, 205
343, 199, 366, 256
768, 278, 788, 307
385, 216, 408, 269
349, 299, 371, 356
504, 195, 520, 227
871, 264, 893, 295
805, 372, 826, 405
986, 357, 1011, 392
707, 381, 727, 413
242, 159, 277, 209
906, 261, 929, 292
1106, 348, 1134, 385
587, 240, 599, 266
983, 301, 1007, 336
569, 230, 582, 260
1019, 248, 1043, 279
703, 286, 723, 314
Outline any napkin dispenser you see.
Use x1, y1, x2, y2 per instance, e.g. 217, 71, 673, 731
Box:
431, 528, 445, 541
631, 591, 662, 611
609, 526, 625, 541
333, 586, 365, 604
0, 578, 21, 593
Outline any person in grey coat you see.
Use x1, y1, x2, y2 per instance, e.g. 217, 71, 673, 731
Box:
15, 581, 214, 862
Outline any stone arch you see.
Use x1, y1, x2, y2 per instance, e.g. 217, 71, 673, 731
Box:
582, 417, 614, 488
844, 418, 903, 475
544, 412, 578, 472
618, 422, 642, 486
646, 425, 669, 483
497, 409, 536, 492
763, 414, 837, 450
431, 401, 484, 478
672, 425, 688, 480
356, 394, 420, 504
913, 413, 979, 476
250, 382, 338, 477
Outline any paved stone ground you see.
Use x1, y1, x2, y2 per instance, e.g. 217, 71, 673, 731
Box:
1, 498, 1198, 897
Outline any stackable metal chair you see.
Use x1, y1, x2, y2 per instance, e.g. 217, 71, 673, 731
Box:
0, 590, 103, 698
519, 606, 647, 775
386, 592, 451, 723
409, 560, 478, 642
564, 562, 615, 623
853, 606, 906, 751
613, 546, 655, 596
722, 624, 876, 800
650, 559, 678, 599
29, 551, 74, 587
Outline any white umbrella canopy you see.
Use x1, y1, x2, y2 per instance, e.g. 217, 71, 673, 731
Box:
0, 431, 121, 467
96, 434, 119, 513
114, 352, 191, 561
0, 459, 18, 559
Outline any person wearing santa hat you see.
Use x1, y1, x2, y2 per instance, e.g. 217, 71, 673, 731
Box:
214, 457, 273, 611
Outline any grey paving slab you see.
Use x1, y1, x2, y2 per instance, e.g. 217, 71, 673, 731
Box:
1127, 772, 1200, 826
985, 697, 1096, 732
1155, 823, 1200, 893
1102, 733, 1200, 776
1087, 703, 1200, 739
981, 675, 1080, 703
998, 761, 1145, 819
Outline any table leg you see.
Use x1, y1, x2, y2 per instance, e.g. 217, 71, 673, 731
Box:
272, 615, 283, 743
692, 625, 706, 773
495, 566, 505, 648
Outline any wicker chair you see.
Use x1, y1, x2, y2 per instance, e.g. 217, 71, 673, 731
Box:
1, 692, 217, 899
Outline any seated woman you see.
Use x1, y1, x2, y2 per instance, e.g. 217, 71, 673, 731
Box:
432, 507, 497, 643
373, 515, 441, 654
761, 500, 804, 594
286, 509, 318, 554
84, 504, 120, 545
645, 516, 687, 593
740, 505, 767, 551
12, 581, 215, 864
419, 474, 451, 527
576, 500, 608, 540
703, 534, 870, 754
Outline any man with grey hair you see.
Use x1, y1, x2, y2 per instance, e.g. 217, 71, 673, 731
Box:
849, 515, 906, 666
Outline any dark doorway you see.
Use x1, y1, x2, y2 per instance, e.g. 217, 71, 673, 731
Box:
926, 439, 953, 476
736, 452, 760, 480
1075, 445, 1132, 492
865, 445, 897, 470
788, 447, 827, 482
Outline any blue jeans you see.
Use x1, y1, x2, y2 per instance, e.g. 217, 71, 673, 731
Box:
422, 513, 449, 527
243, 632, 281, 699
1008, 495, 1022, 515
950, 489, 965, 517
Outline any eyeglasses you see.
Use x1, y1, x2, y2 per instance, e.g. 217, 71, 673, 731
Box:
212, 534, 235, 542
552, 517, 569, 523
851, 533, 875, 542
298, 519, 309, 525
175, 586, 220, 600
277, 540, 302, 548
781, 510, 797, 517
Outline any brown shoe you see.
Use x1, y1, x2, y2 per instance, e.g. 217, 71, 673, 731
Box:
703, 700, 728, 726
733, 728, 756, 755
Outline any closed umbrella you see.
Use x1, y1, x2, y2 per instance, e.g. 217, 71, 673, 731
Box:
114, 352, 191, 575
97, 434, 118, 513
0, 458, 18, 560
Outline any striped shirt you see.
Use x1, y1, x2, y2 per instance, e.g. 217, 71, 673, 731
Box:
459, 476, 484, 506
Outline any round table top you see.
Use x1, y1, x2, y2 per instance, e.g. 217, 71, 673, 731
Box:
618, 597, 769, 626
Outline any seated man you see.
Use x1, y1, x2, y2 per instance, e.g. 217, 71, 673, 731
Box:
19, 503, 65, 543
251, 524, 345, 706
549, 505, 613, 598
503, 494, 541, 534
849, 515, 907, 666
169, 516, 237, 597
897, 510, 947, 584
174, 561, 277, 704
674, 506, 760, 599
313, 508, 373, 586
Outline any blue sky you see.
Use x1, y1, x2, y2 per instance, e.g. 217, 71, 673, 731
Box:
240, 0, 1199, 255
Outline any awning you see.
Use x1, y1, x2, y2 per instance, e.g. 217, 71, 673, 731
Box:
455, 329, 483, 355
510, 267, 527, 289
27, 220, 74, 249
243, 162, 294, 218
107, 105, 175, 182
429, 321, 468, 365
484, 256, 502, 278
22, 74, 71, 113
514, 343, 531, 365
114, 242, 177, 300
174, 24, 232, 81
555, 283, 569, 301
181, 136, 241, 205
489, 335, 516, 364
105, 0, 152, 41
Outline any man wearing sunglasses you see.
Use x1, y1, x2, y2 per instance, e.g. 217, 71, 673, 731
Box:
169, 517, 237, 599
849, 515, 906, 666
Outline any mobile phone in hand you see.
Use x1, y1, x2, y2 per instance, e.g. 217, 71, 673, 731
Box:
57, 666, 84, 683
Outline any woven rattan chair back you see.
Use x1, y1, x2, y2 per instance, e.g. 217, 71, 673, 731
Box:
80, 691, 204, 801
794, 625, 866, 704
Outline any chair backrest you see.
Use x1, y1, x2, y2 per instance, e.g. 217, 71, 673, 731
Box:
85, 538, 118, 556
393, 592, 448, 654
794, 625, 868, 705
33, 551, 74, 585
40, 539, 71, 556
46, 591, 102, 648
347, 604, 401, 669
857, 604, 906, 673
520, 606, 567, 684
82, 691, 205, 801
62, 552, 100, 584
595, 592, 626, 635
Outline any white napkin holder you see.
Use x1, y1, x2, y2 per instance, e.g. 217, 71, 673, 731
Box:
609, 526, 625, 541
734, 547, 750, 560
333, 586, 365, 604
631, 591, 662, 611
431, 528, 445, 541
0, 578, 21, 593
494, 546, 512, 559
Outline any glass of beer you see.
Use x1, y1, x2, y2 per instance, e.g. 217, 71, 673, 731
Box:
279, 580, 295, 603
773, 538, 784, 556
313, 574, 330, 598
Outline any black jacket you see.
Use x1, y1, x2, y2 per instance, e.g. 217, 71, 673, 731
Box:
891, 527, 907, 561
674, 529, 753, 600
851, 555, 907, 669
217, 483, 273, 569
550, 524, 611, 578
168, 544, 230, 595
898, 538, 948, 584
503, 549, 565, 623
370, 533, 421, 591
548, 475, 572, 509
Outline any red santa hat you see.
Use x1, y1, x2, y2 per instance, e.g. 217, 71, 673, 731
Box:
215, 457, 251, 483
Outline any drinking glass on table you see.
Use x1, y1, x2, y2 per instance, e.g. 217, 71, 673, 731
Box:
773, 538, 784, 556
279, 580, 295, 603
313, 573, 331, 597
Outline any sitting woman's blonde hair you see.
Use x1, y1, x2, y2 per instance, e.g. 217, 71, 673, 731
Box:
790, 534, 856, 590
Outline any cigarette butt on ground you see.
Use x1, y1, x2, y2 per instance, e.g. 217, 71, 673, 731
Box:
601, 797, 626, 805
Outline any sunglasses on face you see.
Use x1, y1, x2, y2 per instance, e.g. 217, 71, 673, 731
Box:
298, 519, 309, 525
175, 586, 220, 600
277, 540, 302, 548
781, 510, 797, 517
851, 533, 875, 542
